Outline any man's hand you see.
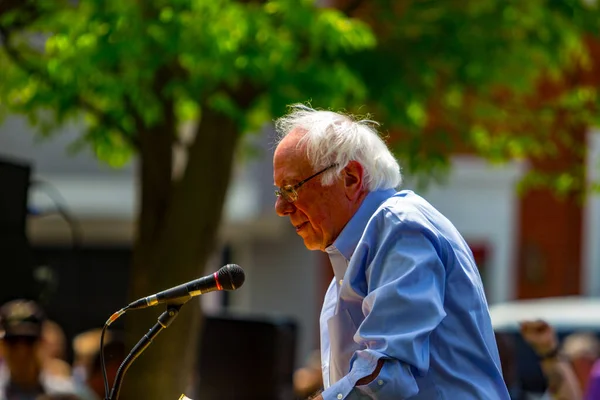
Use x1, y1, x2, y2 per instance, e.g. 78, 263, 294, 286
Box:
519, 319, 559, 356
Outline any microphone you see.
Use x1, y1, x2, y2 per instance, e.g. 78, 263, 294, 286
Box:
126, 264, 245, 310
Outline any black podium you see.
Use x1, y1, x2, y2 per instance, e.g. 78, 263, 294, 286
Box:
197, 314, 298, 400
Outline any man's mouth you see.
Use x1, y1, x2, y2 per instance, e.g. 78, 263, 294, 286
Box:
295, 222, 308, 232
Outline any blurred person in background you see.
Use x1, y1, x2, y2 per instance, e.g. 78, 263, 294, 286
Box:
0, 299, 82, 400
40, 321, 71, 379
585, 356, 600, 400
41, 322, 67, 364
77, 338, 125, 400
495, 332, 523, 399
293, 350, 323, 399
273, 105, 509, 399
70, 329, 112, 388
520, 320, 582, 400
561, 332, 600, 397
71, 330, 99, 386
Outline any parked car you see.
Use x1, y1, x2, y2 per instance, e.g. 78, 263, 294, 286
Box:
489, 296, 600, 395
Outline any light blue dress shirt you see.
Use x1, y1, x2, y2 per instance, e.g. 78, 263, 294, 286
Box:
319, 189, 510, 400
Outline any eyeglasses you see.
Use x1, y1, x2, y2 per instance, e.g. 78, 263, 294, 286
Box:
275, 164, 337, 203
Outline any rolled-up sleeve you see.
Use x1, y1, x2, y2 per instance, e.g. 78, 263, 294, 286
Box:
322, 213, 447, 400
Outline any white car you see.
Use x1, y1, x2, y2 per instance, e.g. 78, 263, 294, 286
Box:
490, 296, 600, 333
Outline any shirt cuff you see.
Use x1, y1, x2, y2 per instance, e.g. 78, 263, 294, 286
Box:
321, 375, 357, 400
321, 351, 380, 400
323, 350, 421, 399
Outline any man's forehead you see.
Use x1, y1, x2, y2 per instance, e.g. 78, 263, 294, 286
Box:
273, 140, 311, 183
273, 155, 308, 183
274, 141, 298, 160
275, 128, 305, 154
275, 129, 304, 160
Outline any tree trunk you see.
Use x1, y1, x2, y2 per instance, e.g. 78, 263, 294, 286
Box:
119, 107, 240, 400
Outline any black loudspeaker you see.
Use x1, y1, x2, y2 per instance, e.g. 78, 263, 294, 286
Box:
0, 156, 38, 303
0, 231, 39, 304
0, 157, 31, 234
197, 314, 298, 400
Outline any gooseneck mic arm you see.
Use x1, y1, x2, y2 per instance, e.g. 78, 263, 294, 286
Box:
102, 264, 245, 400
108, 302, 185, 400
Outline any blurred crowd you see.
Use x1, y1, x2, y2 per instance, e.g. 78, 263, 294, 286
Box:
509, 321, 599, 400
3, 296, 600, 400
0, 299, 124, 400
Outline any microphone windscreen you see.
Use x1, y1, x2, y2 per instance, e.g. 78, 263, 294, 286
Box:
217, 264, 245, 290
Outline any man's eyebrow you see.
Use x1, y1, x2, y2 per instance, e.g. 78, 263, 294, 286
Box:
275, 176, 298, 186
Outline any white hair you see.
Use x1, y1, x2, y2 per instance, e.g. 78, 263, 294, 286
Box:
275, 104, 402, 191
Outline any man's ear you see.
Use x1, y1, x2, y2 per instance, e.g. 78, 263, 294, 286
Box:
343, 161, 364, 200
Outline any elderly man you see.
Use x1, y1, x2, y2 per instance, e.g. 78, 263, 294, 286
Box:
273, 105, 510, 400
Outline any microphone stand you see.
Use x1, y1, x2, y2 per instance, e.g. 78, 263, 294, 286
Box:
107, 299, 189, 400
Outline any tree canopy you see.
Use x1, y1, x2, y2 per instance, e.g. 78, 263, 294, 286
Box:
1, 0, 599, 189
336, 0, 600, 191
0, 0, 376, 164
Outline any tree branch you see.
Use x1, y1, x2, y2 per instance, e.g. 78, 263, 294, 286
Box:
0, 26, 140, 149
0, 0, 39, 26
224, 79, 263, 110
339, 0, 367, 16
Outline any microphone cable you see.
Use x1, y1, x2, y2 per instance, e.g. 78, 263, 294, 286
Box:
101, 306, 128, 400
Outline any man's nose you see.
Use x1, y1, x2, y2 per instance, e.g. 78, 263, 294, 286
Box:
275, 196, 295, 216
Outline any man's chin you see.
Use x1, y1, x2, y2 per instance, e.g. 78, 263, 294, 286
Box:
300, 237, 322, 251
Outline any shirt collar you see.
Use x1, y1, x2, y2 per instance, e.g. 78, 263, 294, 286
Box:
325, 189, 396, 273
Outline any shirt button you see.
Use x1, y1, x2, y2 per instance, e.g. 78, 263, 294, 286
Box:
339, 279, 343, 285
337, 394, 343, 399
378, 379, 384, 385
